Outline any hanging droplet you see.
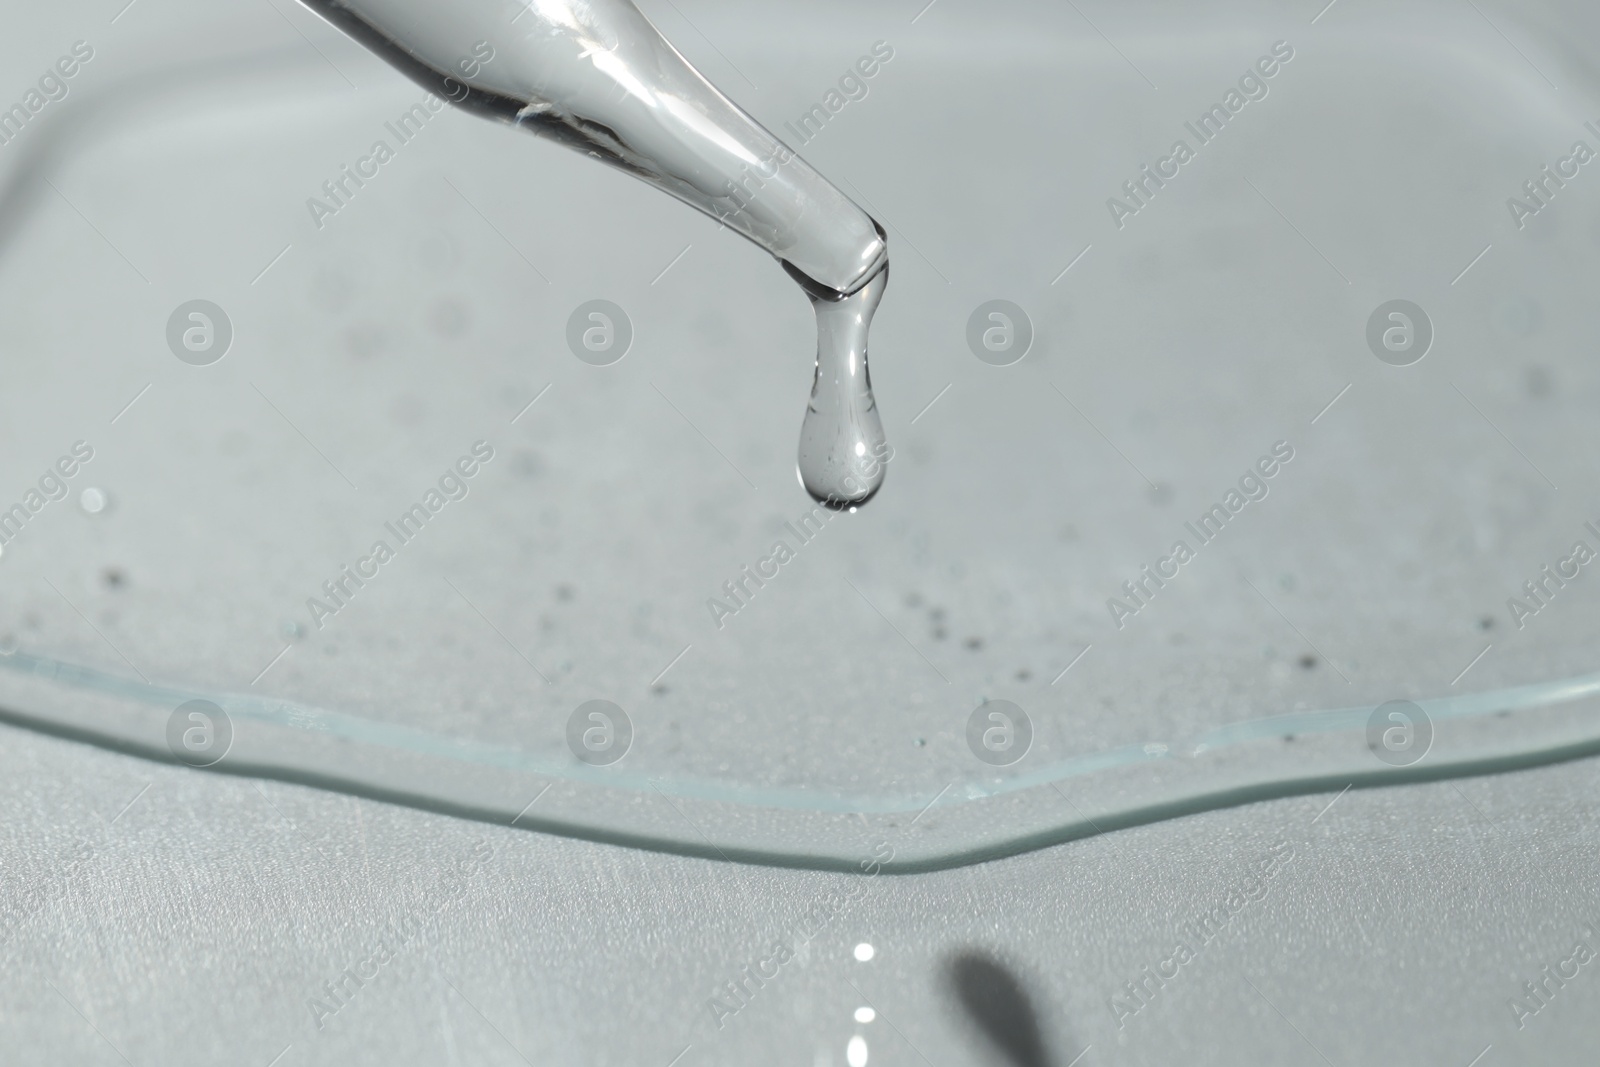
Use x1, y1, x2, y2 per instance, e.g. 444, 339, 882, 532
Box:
794, 262, 890, 510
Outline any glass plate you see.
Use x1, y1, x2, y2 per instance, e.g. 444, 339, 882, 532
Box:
2, 0, 1597, 869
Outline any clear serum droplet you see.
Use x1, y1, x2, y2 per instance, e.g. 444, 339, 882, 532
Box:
794, 262, 890, 510
300, 0, 898, 506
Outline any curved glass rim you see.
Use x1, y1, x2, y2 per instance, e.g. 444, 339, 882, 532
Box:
4, 648, 1597, 872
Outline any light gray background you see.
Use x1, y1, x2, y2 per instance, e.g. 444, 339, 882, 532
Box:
2, 0, 1600, 1062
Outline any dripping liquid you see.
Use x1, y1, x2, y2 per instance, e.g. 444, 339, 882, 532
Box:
301, 0, 897, 509
785, 245, 891, 511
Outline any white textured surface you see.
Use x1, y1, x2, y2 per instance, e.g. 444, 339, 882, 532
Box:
3, 722, 1600, 1065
